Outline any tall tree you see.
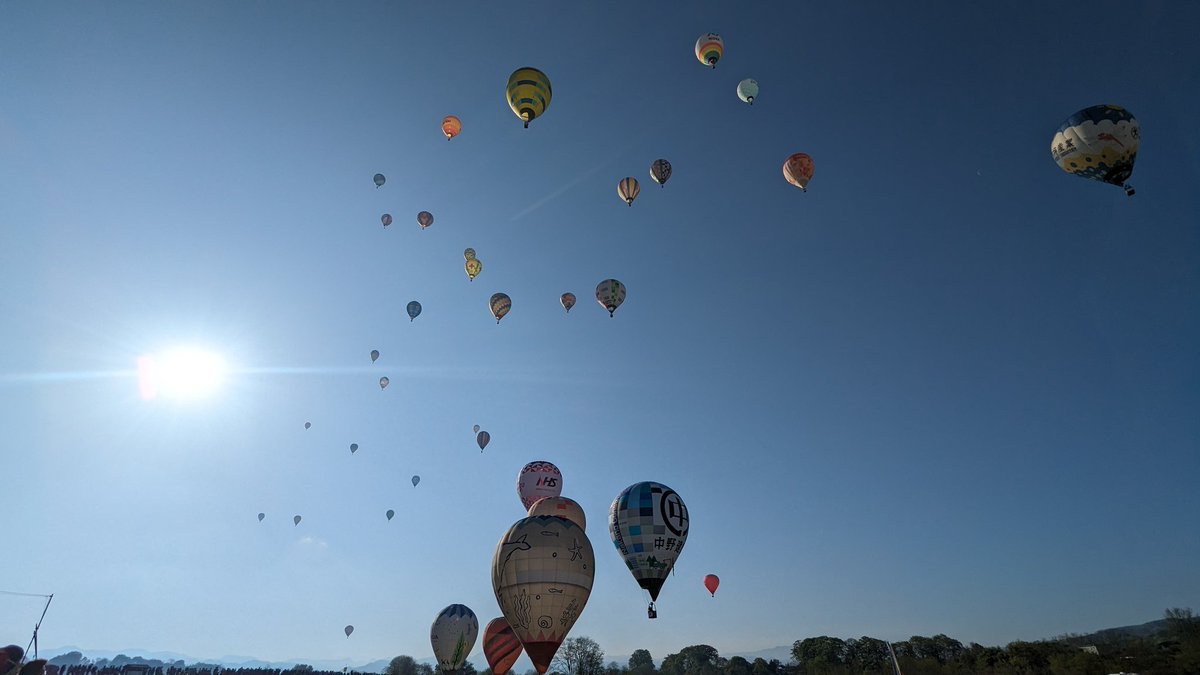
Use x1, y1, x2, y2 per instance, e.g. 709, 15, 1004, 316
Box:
550, 637, 605, 675
627, 650, 654, 674
791, 637, 846, 673
383, 657, 417, 675
723, 656, 750, 675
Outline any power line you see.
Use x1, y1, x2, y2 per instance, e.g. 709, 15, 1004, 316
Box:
0, 590, 54, 598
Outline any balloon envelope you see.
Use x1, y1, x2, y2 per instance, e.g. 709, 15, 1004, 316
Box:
344, 625, 354, 638
528, 496, 586, 531
704, 574, 720, 596
370, 349, 379, 363
695, 32, 724, 67
560, 292, 576, 313
407, 301, 422, 321
595, 279, 626, 317
506, 67, 552, 128
464, 247, 477, 261
465, 258, 483, 281
491, 516, 594, 674
783, 153, 814, 191
442, 114, 462, 140
650, 159, 672, 187
417, 211, 434, 229
1051, 104, 1139, 195
737, 78, 758, 104
617, 177, 640, 206
473, 424, 481, 433
379, 377, 390, 390
294, 515, 302, 526
386, 509, 395, 521
482, 618, 523, 675
257, 512, 265, 522
350, 443, 358, 453
381, 213, 392, 227
304, 422, 311, 429
490, 293, 512, 323
412, 475, 420, 487
477, 430, 491, 451
517, 461, 563, 510
373, 173, 385, 187
608, 481, 689, 603
430, 604, 479, 673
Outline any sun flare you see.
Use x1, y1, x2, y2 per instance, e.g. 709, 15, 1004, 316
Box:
137, 347, 227, 400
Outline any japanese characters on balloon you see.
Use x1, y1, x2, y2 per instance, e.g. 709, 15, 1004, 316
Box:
1051, 104, 1139, 196
608, 481, 690, 618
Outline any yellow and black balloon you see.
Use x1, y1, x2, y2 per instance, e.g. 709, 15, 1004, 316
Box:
506, 67, 552, 128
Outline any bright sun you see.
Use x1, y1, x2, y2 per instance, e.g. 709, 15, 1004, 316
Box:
137, 347, 228, 400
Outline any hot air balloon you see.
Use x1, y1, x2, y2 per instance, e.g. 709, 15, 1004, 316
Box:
482, 618, 523, 675
294, 515, 302, 526
477, 430, 491, 452
431, 605, 478, 674
490, 293, 511, 323
344, 625, 354, 638
442, 115, 462, 141
381, 213, 392, 228
379, 376, 390, 390
491, 516, 594, 674
783, 153, 814, 191
650, 159, 672, 187
506, 67, 552, 128
386, 509, 395, 521
465, 258, 483, 282
417, 211, 434, 229
617, 177, 640, 206
608, 481, 689, 618
373, 173, 386, 188
412, 475, 420, 487
560, 292, 576, 313
464, 248, 476, 261
304, 421, 311, 430
695, 33, 723, 68
473, 424, 481, 433
407, 301, 422, 322
528, 496, 586, 531
737, 78, 758, 105
370, 349, 379, 363
257, 512, 265, 522
350, 443, 358, 454
517, 461, 562, 510
595, 279, 626, 317
1051, 104, 1139, 196
704, 574, 720, 597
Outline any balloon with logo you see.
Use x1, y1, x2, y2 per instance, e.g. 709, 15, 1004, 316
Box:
477, 430, 491, 452
344, 625, 354, 638
465, 258, 483, 282
650, 159, 672, 187
407, 301, 422, 322
506, 67, 552, 128
482, 618, 523, 675
528, 496, 586, 531
373, 173, 386, 188
430, 604, 478, 673
704, 574, 720, 597
695, 33, 723, 68
595, 279, 626, 317
517, 461, 562, 510
490, 293, 511, 323
617, 177, 640, 206
783, 153, 814, 191
1051, 104, 1139, 196
560, 292, 576, 313
417, 211, 434, 229
608, 481, 690, 617
491, 515, 594, 674
442, 115, 462, 141
736, 79, 758, 105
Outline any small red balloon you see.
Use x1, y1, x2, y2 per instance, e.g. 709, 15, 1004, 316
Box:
704, 574, 720, 597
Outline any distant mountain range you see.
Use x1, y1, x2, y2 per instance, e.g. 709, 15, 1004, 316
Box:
39, 618, 1172, 673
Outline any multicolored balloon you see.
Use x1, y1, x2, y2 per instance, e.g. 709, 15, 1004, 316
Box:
506, 67, 552, 128
736, 78, 758, 105
442, 114, 462, 141
464, 248, 477, 261
695, 33, 723, 68
257, 512, 265, 522
528, 496, 586, 531
517, 461, 562, 510
617, 177, 640, 206
560, 292, 576, 313
407, 300, 422, 322
650, 159, 672, 187
704, 574, 720, 597
381, 213, 392, 228
608, 482, 689, 615
417, 211, 434, 229
370, 349, 379, 363
477, 430, 491, 452
783, 153, 814, 191
412, 474, 420, 487
1051, 104, 1139, 196
491, 516, 594, 674
490, 292, 511, 323
344, 625, 354, 638
379, 376, 390, 390
373, 173, 386, 188
595, 279, 626, 317
482, 618, 523, 675
430, 604, 478, 674
293, 514, 302, 526
386, 509, 395, 521
465, 258, 483, 282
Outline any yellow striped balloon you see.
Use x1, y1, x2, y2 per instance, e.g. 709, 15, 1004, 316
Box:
506, 67, 552, 128
441, 115, 461, 140
695, 33, 723, 68
617, 177, 640, 206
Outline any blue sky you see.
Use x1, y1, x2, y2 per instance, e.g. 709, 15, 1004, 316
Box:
2, 1, 1198, 670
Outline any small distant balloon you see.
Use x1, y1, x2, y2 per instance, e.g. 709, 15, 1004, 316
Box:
506, 67, 552, 128
490, 292, 511, 323
473, 424, 481, 433
417, 211, 434, 229
650, 159, 672, 187
344, 625, 354, 638
704, 574, 720, 597
442, 114, 462, 141
477, 431, 491, 452
783, 153, 814, 191
379, 376, 390, 390
465, 258, 483, 282
617, 177, 640, 206
560, 292, 576, 313
373, 173, 386, 188
304, 421, 311, 430
381, 213, 392, 228
737, 79, 758, 105
350, 443, 359, 454
695, 32, 724, 68
386, 509, 395, 521
293, 515, 302, 526
464, 248, 477, 261
370, 349, 379, 363
595, 279, 626, 317
412, 475, 421, 487
407, 301, 422, 322
257, 512, 265, 522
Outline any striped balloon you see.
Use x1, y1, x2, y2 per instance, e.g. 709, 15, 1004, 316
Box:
783, 153, 815, 192
482, 618, 523, 675
489, 293, 511, 323
506, 67, 552, 128
695, 33, 723, 68
617, 177, 640, 206
441, 114, 462, 140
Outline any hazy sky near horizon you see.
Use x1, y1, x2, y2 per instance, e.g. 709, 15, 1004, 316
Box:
2, 1, 1199, 670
